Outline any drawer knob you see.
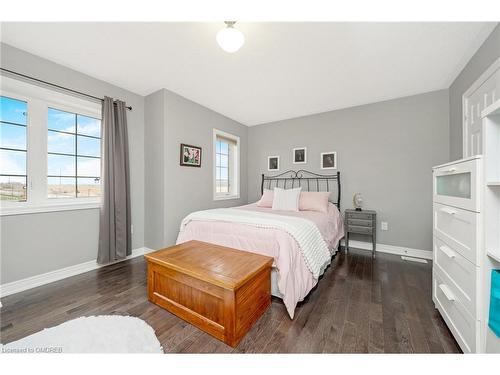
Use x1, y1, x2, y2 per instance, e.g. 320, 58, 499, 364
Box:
439, 245, 456, 258
440, 207, 456, 216
438, 284, 455, 302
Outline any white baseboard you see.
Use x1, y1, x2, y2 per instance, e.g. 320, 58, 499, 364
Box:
0, 247, 155, 299
341, 239, 433, 260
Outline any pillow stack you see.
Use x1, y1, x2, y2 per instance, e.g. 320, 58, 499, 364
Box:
257, 188, 330, 213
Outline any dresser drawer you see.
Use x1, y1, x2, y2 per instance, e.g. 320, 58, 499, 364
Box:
434, 236, 478, 317
433, 203, 480, 265
347, 225, 373, 234
347, 218, 373, 227
433, 157, 481, 213
347, 212, 373, 220
433, 269, 478, 353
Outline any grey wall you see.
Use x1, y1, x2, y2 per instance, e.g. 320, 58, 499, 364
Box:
144, 90, 167, 249
0, 43, 145, 284
1, 210, 100, 282
144, 89, 248, 249
248, 90, 450, 251
449, 24, 500, 160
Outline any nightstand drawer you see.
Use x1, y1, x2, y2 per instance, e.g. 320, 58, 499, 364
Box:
347, 225, 373, 234
347, 218, 373, 227
346, 212, 373, 220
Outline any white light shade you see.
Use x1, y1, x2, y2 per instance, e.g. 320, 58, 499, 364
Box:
216, 25, 245, 53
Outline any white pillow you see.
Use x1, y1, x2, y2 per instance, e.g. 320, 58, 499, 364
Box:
272, 187, 302, 212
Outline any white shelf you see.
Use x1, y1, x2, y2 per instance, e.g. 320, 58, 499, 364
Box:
482, 98, 500, 117
487, 181, 500, 186
487, 251, 500, 263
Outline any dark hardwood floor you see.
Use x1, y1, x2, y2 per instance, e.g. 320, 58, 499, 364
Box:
0, 248, 461, 353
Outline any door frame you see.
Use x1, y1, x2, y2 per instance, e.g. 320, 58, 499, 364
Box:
462, 57, 500, 158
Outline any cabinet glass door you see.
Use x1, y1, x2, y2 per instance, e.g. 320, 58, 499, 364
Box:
436, 173, 471, 199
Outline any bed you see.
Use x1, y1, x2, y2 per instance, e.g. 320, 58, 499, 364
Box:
176, 170, 344, 318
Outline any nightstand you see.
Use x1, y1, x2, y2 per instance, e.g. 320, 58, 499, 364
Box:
344, 209, 377, 258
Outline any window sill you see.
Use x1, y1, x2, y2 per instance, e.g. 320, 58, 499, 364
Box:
0, 200, 101, 216
213, 194, 240, 201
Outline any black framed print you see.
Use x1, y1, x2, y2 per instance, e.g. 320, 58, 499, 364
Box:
180, 143, 202, 167
293, 147, 307, 164
320, 151, 337, 170
268, 156, 280, 171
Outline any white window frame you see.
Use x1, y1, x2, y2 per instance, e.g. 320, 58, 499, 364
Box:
213, 128, 240, 201
0, 76, 102, 216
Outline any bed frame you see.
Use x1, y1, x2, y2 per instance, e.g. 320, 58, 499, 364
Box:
261, 170, 341, 209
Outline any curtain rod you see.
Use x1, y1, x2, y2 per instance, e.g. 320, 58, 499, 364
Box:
0, 67, 132, 111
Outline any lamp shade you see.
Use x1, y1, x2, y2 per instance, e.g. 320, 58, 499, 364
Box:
216, 23, 245, 53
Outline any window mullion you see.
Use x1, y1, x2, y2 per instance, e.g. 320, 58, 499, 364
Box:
75, 116, 78, 198
228, 149, 231, 193
230, 143, 237, 197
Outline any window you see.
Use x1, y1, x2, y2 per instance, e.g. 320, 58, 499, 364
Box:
0, 96, 28, 202
47, 108, 101, 198
0, 77, 102, 215
213, 129, 240, 200
215, 138, 230, 193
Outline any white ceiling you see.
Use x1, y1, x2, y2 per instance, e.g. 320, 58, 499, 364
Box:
1, 22, 497, 126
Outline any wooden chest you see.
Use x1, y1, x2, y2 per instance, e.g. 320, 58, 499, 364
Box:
145, 240, 273, 347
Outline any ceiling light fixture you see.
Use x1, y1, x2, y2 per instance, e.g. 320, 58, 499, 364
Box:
216, 21, 245, 53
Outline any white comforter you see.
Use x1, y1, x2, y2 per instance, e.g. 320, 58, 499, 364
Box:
180, 207, 331, 279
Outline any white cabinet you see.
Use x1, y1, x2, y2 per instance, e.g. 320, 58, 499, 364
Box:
432, 157, 482, 353
434, 104, 500, 352
480, 99, 500, 353
441, 57, 500, 354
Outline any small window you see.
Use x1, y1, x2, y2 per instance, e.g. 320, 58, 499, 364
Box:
47, 108, 102, 199
213, 129, 240, 200
215, 139, 230, 193
0, 96, 28, 202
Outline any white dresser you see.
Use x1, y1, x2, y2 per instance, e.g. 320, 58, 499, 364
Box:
439, 57, 500, 353
432, 156, 483, 353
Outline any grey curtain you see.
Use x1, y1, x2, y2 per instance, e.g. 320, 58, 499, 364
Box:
97, 97, 131, 264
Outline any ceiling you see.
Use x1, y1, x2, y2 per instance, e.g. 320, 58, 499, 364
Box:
1, 22, 497, 126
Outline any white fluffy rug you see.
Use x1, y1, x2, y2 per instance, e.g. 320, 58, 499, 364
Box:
1, 315, 163, 353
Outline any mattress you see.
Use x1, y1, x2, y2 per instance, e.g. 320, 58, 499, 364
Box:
176, 202, 344, 318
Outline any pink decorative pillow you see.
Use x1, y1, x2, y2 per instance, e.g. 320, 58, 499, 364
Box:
257, 189, 274, 207
299, 191, 330, 213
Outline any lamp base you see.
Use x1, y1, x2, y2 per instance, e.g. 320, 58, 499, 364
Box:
355, 208, 362, 211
